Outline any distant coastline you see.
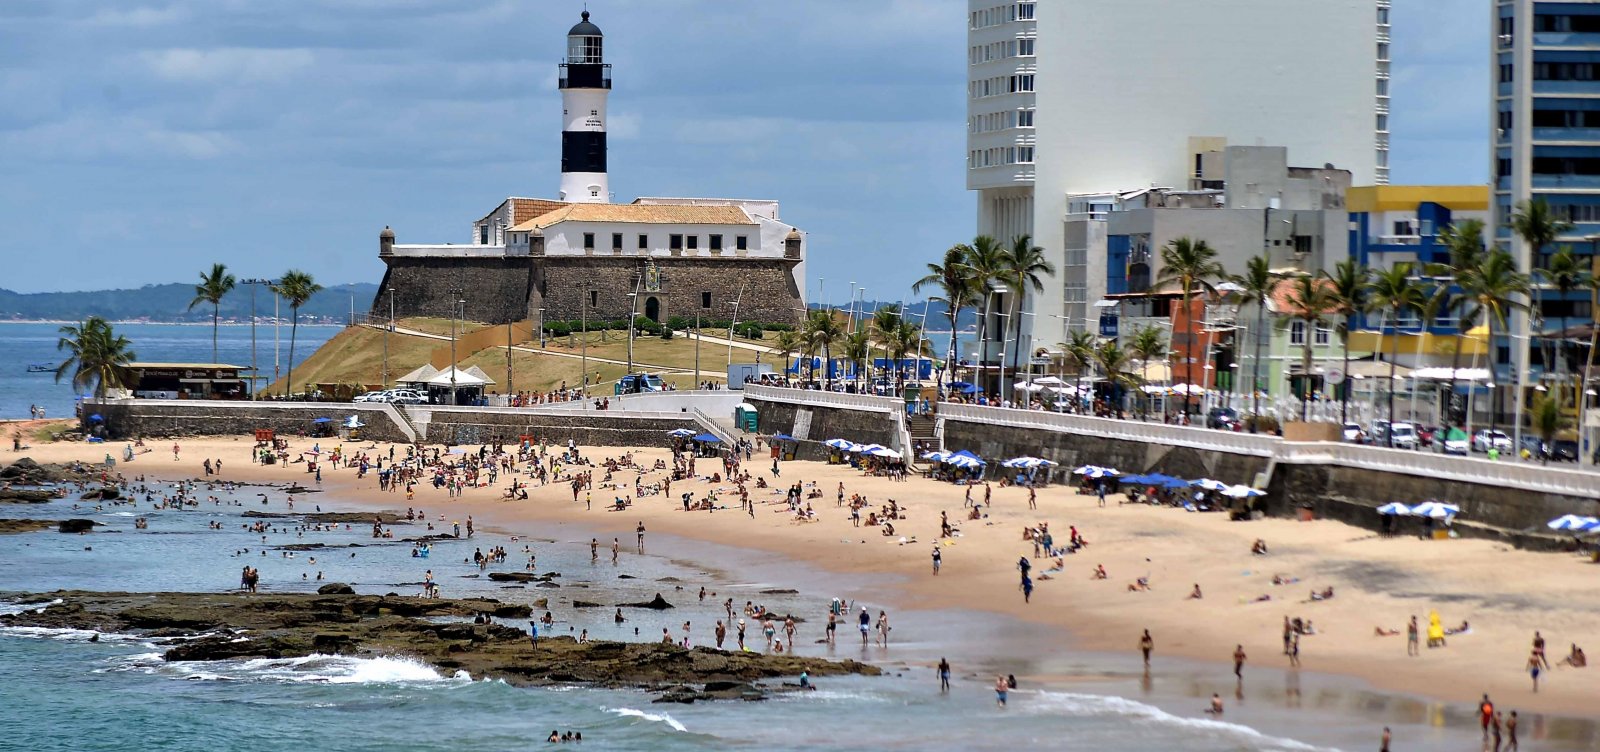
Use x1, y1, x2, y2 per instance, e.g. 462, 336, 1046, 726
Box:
0, 320, 345, 327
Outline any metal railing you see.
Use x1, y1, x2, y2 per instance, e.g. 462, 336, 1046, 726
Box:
938, 402, 1281, 457
742, 384, 901, 414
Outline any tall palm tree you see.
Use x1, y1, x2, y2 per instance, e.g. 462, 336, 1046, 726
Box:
271, 270, 324, 398
1095, 339, 1138, 419
1155, 237, 1225, 416
1281, 275, 1342, 421
801, 309, 843, 389
1530, 392, 1569, 465
842, 329, 871, 390
1323, 259, 1370, 425
886, 320, 924, 389
1366, 263, 1428, 443
55, 316, 136, 399
1060, 330, 1097, 381
913, 246, 977, 390
870, 305, 903, 383
1453, 249, 1531, 435
1430, 218, 1488, 423
960, 236, 1007, 388
188, 263, 236, 363
772, 329, 803, 381
1512, 198, 1574, 416
1231, 255, 1282, 426
1127, 325, 1168, 419
1538, 248, 1590, 382
1000, 234, 1055, 382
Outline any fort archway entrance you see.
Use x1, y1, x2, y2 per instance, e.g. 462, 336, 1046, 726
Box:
644, 296, 661, 323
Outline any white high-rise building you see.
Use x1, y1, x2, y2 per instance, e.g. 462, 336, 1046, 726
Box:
966, 0, 1389, 364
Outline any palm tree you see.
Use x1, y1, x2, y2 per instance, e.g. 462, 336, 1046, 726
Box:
1128, 324, 1168, 419
913, 246, 977, 390
1095, 339, 1138, 419
188, 263, 236, 363
801, 309, 843, 389
55, 316, 137, 399
870, 305, 903, 383
1453, 249, 1531, 435
773, 329, 803, 382
1322, 259, 1370, 426
1538, 248, 1590, 382
842, 329, 872, 390
1430, 218, 1488, 422
1366, 263, 1428, 443
1231, 255, 1282, 426
1001, 234, 1055, 383
271, 270, 324, 398
1155, 237, 1225, 416
886, 320, 924, 389
1281, 275, 1342, 421
960, 236, 1007, 389
1060, 330, 1097, 380
1512, 198, 1574, 415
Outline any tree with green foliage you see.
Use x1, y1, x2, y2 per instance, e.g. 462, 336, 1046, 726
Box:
1453, 249, 1530, 435
913, 246, 979, 390
1429, 218, 1488, 423
801, 309, 843, 388
1128, 325, 1168, 419
188, 263, 236, 363
55, 316, 136, 399
1230, 255, 1282, 424
1000, 234, 1055, 383
1281, 275, 1342, 422
1366, 263, 1428, 442
1155, 237, 1225, 415
1322, 259, 1370, 425
1537, 248, 1590, 381
271, 270, 324, 398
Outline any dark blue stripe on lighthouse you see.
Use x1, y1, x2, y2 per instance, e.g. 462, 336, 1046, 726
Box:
561, 131, 607, 174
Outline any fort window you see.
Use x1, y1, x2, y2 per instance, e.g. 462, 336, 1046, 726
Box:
589, 290, 598, 308
701, 292, 712, 309
736, 235, 748, 250
583, 232, 595, 250
670, 234, 683, 250
710, 234, 723, 250
687, 235, 698, 250
638, 233, 649, 249
611, 233, 623, 250
479, 225, 489, 244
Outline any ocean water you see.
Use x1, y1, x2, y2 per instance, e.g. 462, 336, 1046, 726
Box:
1, 483, 1586, 751
0, 322, 338, 420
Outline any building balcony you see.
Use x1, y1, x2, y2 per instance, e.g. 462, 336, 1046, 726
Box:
1533, 31, 1600, 47
1532, 126, 1600, 143
1532, 79, 1600, 95
1531, 173, 1600, 189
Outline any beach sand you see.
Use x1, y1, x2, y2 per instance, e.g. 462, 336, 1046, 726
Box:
16, 432, 1600, 718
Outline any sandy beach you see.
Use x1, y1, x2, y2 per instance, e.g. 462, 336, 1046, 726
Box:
13, 431, 1600, 719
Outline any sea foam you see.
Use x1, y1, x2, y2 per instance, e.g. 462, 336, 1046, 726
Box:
1026, 690, 1335, 752
607, 707, 689, 732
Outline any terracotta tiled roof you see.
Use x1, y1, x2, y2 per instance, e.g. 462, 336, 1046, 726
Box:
509, 203, 756, 231
510, 198, 567, 226
1267, 277, 1342, 316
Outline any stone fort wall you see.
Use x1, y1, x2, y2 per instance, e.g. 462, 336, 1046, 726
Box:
374, 255, 801, 327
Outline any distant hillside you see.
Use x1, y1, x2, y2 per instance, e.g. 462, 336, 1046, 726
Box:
0, 283, 379, 323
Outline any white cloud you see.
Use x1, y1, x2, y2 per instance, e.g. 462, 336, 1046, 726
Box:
141, 48, 316, 84
87, 6, 186, 27
2, 115, 239, 161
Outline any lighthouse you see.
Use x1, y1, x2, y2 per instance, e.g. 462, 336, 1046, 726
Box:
559, 11, 610, 203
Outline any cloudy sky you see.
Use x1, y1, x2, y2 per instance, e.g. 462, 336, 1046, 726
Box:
2, 0, 1486, 300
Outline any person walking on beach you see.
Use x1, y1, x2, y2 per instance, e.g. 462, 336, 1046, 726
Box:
1406, 615, 1419, 656
715, 619, 726, 649
876, 611, 890, 647
938, 657, 951, 692
1139, 630, 1153, 668
1379, 727, 1391, 752
1021, 574, 1033, 603
1533, 631, 1549, 670
636, 521, 646, 553
736, 618, 747, 650
1492, 710, 1504, 751
1527, 651, 1542, 692
590, 538, 598, 562
1506, 710, 1519, 751
1232, 645, 1246, 679
1479, 694, 1495, 742
173, 443, 180, 461
994, 675, 1008, 707
859, 607, 872, 646
611, 538, 619, 564
931, 544, 941, 575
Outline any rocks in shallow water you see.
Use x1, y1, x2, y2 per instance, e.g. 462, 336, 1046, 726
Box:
1, 458, 90, 485
759, 589, 799, 595
0, 519, 54, 534
571, 600, 601, 609
0, 591, 876, 699
486, 572, 557, 583
57, 519, 96, 534
79, 486, 120, 501
0, 489, 54, 504
317, 583, 356, 595
618, 594, 674, 610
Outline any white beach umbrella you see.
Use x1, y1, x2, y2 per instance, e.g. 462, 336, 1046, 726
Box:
946, 455, 984, 470
1191, 478, 1229, 492
1375, 502, 1411, 516
1546, 514, 1600, 531
1221, 485, 1265, 498
865, 446, 902, 459
921, 450, 951, 462
1410, 501, 1460, 519
854, 443, 886, 454
1032, 376, 1067, 386
667, 428, 696, 438
824, 438, 859, 451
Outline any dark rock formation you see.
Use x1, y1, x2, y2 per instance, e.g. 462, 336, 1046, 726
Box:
57, 519, 97, 534
618, 593, 674, 610
0, 489, 54, 504
0, 519, 54, 535
79, 486, 120, 501
317, 583, 356, 595
0, 591, 876, 698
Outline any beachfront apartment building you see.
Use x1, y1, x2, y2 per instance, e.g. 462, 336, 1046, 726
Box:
966, 0, 1387, 382
1493, 0, 1600, 394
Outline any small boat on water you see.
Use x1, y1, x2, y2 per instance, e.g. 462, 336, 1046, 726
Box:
26, 363, 53, 373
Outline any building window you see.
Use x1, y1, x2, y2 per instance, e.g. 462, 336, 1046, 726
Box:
590, 190, 599, 198
1017, 146, 1035, 163
710, 234, 722, 250
1017, 108, 1034, 127
1017, 38, 1035, 56
638, 233, 649, 249
589, 290, 598, 308
611, 233, 623, 250
1010, 74, 1034, 93
1499, 64, 1514, 83
1290, 321, 1306, 346
582, 232, 595, 250
687, 235, 699, 250
669, 234, 683, 250
1016, 2, 1035, 20
701, 292, 712, 309
736, 235, 748, 250
1314, 325, 1331, 346
479, 225, 489, 244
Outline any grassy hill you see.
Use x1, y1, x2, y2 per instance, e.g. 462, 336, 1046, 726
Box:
264, 319, 776, 397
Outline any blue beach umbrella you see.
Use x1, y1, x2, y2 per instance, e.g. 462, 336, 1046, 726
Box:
1376, 502, 1411, 516
824, 438, 859, 451
692, 433, 722, 443
667, 428, 696, 438
312, 417, 333, 424
1547, 514, 1600, 531
770, 433, 797, 442
88, 414, 104, 422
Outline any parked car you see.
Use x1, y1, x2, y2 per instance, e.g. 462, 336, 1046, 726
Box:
1386, 422, 1418, 450
1518, 435, 1546, 459
1369, 419, 1391, 444
386, 389, 428, 404
1342, 423, 1365, 443
615, 373, 666, 395
1416, 425, 1437, 447
1548, 439, 1580, 463
1206, 407, 1240, 430
1471, 429, 1512, 453
1433, 427, 1470, 455
353, 390, 391, 403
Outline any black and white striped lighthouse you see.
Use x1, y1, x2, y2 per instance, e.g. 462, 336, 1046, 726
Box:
559, 11, 610, 203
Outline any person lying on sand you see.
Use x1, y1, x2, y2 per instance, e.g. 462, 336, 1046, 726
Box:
1271, 574, 1300, 585
1444, 621, 1471, 636
1309, 587, 1335, 601
1374, 626, 1400, 636
1091, 564, 1107, 580
1128, 576, 1151, 592
1562, 644, 1586, 667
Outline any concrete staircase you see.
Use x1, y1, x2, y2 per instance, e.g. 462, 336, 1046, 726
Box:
907, 413, 940, 456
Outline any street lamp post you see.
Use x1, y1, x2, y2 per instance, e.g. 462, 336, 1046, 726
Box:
448, 289, 464, 406
241, 278, 275, 400
580, 292, 589, 401
385, 286, 394, 388
626, 292, 638, 378
694, 312, 701, 388
997, 311, 1013, 406
727, 283, 746, 367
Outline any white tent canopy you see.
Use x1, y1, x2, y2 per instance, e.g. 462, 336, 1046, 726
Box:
1409, 367, 1491, 381
394, 364, 439, 385
426, 366, 495, 388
